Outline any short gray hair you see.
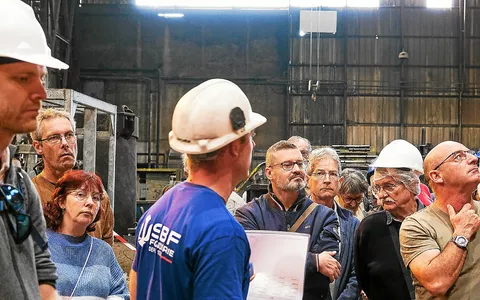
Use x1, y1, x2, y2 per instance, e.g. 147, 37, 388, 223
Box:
373, 168, 420, 196
339, 168, 369, 195
307, 147, 342, 175
287, 136, 312, 153
31, 108, 76, 141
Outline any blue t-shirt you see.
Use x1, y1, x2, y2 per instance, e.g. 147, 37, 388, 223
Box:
132, 182, 251, 300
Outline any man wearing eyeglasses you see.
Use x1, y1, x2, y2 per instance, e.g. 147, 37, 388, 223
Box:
235, 140, 340, 300
354, 139, 425, 300
0, 1, 69, 299
306, 148, 361, 300
400, 141, 480, 299
30, 108, 114, 245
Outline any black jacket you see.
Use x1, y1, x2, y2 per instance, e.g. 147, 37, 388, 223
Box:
235, 189, 340, 300
354, 200, 424, 300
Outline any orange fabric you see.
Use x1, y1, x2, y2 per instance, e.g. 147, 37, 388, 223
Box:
32, 172, 114, 245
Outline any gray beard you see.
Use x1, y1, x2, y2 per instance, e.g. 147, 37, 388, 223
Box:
281, 180, 306, 192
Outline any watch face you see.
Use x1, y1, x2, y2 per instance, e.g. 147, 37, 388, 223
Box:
456, 236, 468, 247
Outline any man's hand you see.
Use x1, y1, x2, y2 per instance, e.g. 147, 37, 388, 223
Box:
317, 251, 341, 282
448, 203, 480, 240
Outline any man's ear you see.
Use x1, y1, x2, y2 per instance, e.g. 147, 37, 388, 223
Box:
339, 176, 344, 185
227, 139, 241, 158
429, 170, 443, 184
265, 166, 273, 180
32, 140, 43, 156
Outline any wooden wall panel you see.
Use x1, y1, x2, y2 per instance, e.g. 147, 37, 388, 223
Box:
461, 98, 480, 125
348, 97, 399, 124
405, 97, 458, 125
347, 126, 400, 153
461, 128, 480, 149
404, 127, 459, 146
290, 96, 344, 124
291, 125, 345, 146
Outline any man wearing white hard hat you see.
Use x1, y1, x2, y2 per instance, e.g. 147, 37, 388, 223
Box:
354, 140, 425, 300
400, 142, 480, 299
130, 79, 266, 299
0, 0, 69, 299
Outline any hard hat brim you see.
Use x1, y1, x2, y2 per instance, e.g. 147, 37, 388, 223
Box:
0, 53, 69, 70
169, 112, 266, 155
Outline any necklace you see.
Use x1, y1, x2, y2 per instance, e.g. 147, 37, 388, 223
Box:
69, 237, 94, 298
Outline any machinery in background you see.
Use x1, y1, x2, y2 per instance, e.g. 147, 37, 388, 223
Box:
115, 105, 139, 236
135, 167, 181, 221
13, 89, 142, 237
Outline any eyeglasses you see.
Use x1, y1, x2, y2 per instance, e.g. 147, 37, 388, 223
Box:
342, 194, 364, 204
0, 185, 31, 244
371, 182, 400, 195
311, 170, 339, 181
69, 190, 102, 203
39, 132, 76, 145
433, 149, 476, 170
269, 160, 306, 171
300, 150, 310, 158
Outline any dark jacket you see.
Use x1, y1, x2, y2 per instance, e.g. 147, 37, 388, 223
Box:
235, 189, 340, 300
333, 202, 361, 300
354, 200, 425, 300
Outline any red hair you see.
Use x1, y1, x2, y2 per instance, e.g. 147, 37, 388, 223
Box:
43, 170, 105, 232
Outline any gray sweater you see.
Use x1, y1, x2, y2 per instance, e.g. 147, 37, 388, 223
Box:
0, 150, 57, 300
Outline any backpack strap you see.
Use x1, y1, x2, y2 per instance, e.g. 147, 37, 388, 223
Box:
16, 171, 48, 251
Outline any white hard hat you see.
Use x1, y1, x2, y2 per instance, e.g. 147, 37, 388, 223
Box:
169, 79, 267, 155
371, 139, 424, 175
0, 0, 68, 69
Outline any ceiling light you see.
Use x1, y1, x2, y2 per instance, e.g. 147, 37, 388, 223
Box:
158, 13, 184, 18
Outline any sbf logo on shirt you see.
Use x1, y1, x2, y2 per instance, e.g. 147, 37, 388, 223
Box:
137, 214, 182, 262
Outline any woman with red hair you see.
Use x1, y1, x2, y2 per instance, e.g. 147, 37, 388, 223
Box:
43, 170, 129, 299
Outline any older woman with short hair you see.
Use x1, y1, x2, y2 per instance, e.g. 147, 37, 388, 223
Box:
337, 168, 369, 221
43, 170, 129, 299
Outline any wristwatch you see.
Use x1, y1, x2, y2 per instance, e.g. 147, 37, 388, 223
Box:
451, 235, 469, 249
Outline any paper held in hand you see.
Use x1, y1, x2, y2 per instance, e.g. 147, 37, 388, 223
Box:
246, 230, 309, 300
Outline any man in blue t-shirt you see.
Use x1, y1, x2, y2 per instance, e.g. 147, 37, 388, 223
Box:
130, 79, 267, 300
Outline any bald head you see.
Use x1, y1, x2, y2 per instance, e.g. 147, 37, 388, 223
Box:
425, 141, 479, 193
424, 141, 463, 178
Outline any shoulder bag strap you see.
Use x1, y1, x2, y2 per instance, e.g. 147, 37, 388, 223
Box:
289, 202, 318, 232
